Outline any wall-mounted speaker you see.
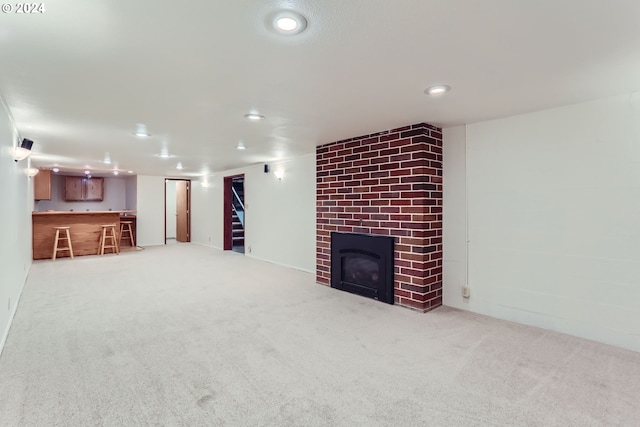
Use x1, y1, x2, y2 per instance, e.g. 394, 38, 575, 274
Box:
20, 138, 34, 151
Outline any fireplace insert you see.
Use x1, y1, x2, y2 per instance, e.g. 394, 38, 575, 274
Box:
331, 232, 394, 304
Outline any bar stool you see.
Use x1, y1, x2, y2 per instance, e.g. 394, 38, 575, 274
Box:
98, 224, 119, 255
52, 226, 74, 261
119, 221, 135, 248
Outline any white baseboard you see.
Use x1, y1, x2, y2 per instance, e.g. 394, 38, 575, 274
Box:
0, 272, 27, 357
191, 242, 314, 274
245, 253, 314, 275
191, 241, 224, 251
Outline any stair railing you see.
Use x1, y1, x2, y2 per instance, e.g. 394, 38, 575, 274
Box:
232, 186, 245, 227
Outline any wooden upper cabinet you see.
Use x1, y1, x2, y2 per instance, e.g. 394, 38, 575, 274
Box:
85, 177, 104, 201
64, 176, 104, 201
34, 169, 52, 200
65, 176, 84, 201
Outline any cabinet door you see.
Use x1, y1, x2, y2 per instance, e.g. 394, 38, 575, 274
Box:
34, 169, 52, 200
64, 177, 84, 201
85, 177, 104, 201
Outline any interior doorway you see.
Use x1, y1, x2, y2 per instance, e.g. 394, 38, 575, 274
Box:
223, 174, 245, 253
165, 179, 191, 244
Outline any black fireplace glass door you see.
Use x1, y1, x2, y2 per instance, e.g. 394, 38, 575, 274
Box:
342, 254, 380, 289
331, 232, 394, 304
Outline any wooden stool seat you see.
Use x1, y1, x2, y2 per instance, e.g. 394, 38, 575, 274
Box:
119, 220, 135, 248
98, 224, 119, 255
52, 226, 74, 261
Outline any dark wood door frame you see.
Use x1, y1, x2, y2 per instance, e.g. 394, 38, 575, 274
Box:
164, 178, 191, 244
223, 174, 244, 250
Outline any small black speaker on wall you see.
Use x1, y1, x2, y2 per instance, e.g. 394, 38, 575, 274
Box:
264, 164, 270, 173
20, 138, 34, 150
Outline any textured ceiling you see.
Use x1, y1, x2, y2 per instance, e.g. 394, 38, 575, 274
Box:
1, 0, 640, 177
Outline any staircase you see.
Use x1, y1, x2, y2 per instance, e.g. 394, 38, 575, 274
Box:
232, 211, 244, 246
232, 180, 245, 248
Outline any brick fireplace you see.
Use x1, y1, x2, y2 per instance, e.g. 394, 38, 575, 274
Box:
316, 123, 443, 311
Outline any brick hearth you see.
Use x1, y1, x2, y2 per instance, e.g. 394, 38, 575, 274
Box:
316, 123, 443, 311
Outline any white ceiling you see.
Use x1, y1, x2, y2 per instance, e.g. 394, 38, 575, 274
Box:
2, 0, 640, 177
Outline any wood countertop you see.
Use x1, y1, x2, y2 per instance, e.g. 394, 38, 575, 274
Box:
33, 210, 136, 216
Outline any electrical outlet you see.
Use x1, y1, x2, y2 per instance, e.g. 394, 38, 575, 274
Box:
462, 286, 470, 298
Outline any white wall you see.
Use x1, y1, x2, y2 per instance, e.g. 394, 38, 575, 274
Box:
192, 175, 223, 249
165, 180, 177, 239
442, 125, 467, 303
136, 175, 166, 246
0, 99, 32, 354
191, 154, 316, 273
443, 92, 640, 352
124, 175, 137, 210
35, 175, 128, 212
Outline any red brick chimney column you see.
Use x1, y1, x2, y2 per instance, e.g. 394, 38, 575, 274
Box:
316, 123, 443, 311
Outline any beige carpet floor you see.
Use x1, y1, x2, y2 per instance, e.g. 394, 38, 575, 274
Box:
0, 243, 638, 426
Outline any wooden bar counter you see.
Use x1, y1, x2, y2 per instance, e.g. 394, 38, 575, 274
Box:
32, 211, 136, 260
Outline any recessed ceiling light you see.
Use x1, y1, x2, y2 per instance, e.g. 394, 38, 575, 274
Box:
176, 162, 184, 170
157, 151, 174, 159
134, 123, 151, 137
244, 113, 265, 121
237, 141, 246, 150
276, 17, 298, 31
272, 11, 307, 34
424, 85, 451, 96
128, 170, 134, 174
52, 168, 59, 173
113, 170, 119, 175
84, 170, 90, 175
